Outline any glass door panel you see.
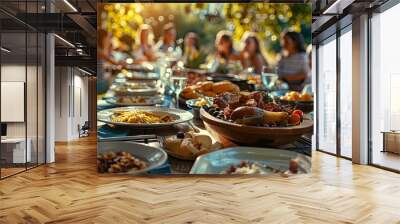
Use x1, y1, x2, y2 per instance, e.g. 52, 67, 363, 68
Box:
371, 3, 400, 171
317, 36, 337, 154
339, 28, 352, 158
1, 32, 28, 177
27, 31, 38, 169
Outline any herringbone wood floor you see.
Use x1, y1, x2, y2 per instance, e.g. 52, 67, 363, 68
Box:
1, 136, 400, 224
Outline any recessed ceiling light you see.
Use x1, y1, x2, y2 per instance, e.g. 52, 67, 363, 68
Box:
322, 0, 354, 15
1, 47, 11, 53
54, 34, 75, 48
78, 68, 92, 76
63, 0, 78, 12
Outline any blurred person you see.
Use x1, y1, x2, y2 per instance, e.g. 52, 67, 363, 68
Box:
134, 24, 156, 62
97, 29, 116, 94
276, 31, 309, 91
302, 45, 313, 94
155, 22, 180, 54
208, 30, 241, 73
110, 34, 133, 63
215, 30, 241, 62
305, 44, 312, 84
98, 29, 122, 66
182, 32, 205, 68
240, 31, 268, 74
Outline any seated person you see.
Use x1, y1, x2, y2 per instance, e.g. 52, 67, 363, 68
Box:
154, 22, 181, 57
209, 30, 241, 73
240, 31, 268, 74
276, 31, 309, 91
134, 24, 156, 62
182, 32, 205, 69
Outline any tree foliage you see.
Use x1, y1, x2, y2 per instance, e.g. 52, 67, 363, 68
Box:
99, 3, 311, 61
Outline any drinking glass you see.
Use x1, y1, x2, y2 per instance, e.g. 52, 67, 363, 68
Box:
162, 68, 173, 95
170, 76, 187, 108
261, 66, 278, 90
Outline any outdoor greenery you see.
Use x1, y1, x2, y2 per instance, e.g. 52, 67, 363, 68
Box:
99, 3, 312, 63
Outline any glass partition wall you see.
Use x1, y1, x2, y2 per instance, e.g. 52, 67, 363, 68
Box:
317, 35, 337, 155
370, 2, 400, 171
0, 1, 46, 179
315, 25, 353, 159
339, 26, 352, 159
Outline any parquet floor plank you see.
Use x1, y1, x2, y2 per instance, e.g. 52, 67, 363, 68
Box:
0, 136, 400, 223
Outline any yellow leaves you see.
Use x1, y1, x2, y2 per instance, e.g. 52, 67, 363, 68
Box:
99, 3, 144, 46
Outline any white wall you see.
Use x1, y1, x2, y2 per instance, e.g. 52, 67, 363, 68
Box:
1, 65, 26, 139
1, 64, 46, 163
54, 67, 89, 141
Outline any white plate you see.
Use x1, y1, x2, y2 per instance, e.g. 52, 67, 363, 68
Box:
97, 106, 194, 128
106, 95, 163, 106
190, 147, 311, 174
98, 141, 167, 175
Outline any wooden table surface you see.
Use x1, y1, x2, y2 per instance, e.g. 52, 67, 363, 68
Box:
0, 136, 400, 223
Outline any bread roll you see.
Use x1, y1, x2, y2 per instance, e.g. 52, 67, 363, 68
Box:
199, 81, 214, 92
212, 81, 240, 94
193, 134, 212, 151
164, 138, 182, 153
180, 138, 199, 155
203, 91, 217, 97
181, 87, 199, 99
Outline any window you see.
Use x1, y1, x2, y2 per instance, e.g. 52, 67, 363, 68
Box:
317, 36, 337, 154
339, 27, 352, 158
0, 1, 47, 179
370, 3, 400, 171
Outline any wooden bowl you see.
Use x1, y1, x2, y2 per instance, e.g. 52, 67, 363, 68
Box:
200, 108, 313, 147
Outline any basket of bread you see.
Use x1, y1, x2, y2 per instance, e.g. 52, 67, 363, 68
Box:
162, 131, 223, 160
180, 80, 240, 100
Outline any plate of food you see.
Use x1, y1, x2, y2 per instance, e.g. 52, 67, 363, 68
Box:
106, 95, 163, 106
161, 131, 222, 160
125, 62, 155, 73
110, 82, 158, 96
97, 141, 167, 174
125, 72, 159, 81
97, 106, 194, 127
200, 91, 313, 146
189, 147, 311, 175
186, 97, 213, 119
279, 91, 313, 113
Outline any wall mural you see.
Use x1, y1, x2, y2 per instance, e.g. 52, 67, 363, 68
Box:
96, 3, 313, 175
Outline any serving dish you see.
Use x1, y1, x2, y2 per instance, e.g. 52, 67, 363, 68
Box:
207, 74, 255, 91
98, 106, 193, 128
110, 82, 159, 96
125, 63, 155, 73
125, 72, 159, 81
180, 80, 240, 100
97, 141, 167, 175
278, 97, 314, 114
200, 108, 313, 146
186, 97, 213, 119
106, 95, 163, 106
190, 146, 311, 174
